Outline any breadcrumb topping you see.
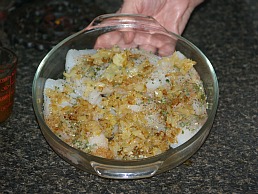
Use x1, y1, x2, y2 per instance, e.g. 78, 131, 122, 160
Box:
44, 46, 207, 160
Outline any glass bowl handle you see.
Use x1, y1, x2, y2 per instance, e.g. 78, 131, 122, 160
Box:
91, 161, 163, 179
85, 13, 168, 32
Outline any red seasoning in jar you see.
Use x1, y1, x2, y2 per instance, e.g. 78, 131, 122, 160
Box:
0, 47, 17, 123
0, 69, 16, 122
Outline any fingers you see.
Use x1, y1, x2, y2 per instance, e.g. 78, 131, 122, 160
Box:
93, 25, 177, 56
94, 31, 123, 49
122, 31, 135, 44
94, 29, 176, 57
133, 32, 176, 56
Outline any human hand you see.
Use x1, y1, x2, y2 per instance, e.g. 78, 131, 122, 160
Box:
93, 0, 204, 56
118, 0, 204, 35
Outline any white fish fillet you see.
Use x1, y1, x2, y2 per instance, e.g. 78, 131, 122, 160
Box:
44, 48, 205, 153
65, 49, 97, 73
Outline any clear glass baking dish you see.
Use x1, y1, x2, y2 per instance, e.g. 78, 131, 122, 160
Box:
32, 14, 219, 179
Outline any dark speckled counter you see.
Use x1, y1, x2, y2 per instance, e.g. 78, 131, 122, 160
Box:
1, 0, 257, 193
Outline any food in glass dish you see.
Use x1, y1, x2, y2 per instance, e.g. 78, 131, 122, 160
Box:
43, 46, 207, 160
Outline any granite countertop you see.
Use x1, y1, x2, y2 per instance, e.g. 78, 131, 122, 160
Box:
1, 0, 257, 193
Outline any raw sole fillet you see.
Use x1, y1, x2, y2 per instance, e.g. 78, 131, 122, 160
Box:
43, 47, 207, 160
